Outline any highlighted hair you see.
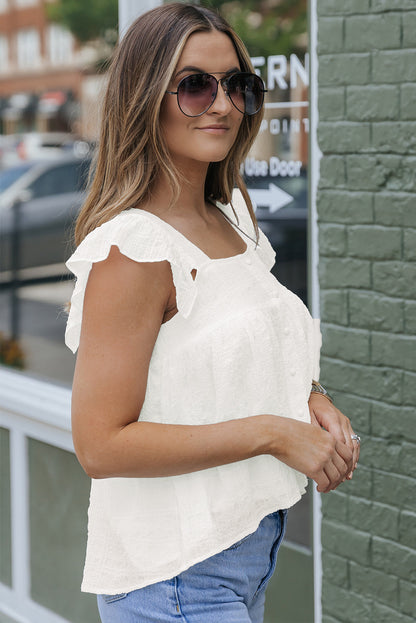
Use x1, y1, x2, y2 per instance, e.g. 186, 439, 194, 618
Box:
75, 3, 262, 245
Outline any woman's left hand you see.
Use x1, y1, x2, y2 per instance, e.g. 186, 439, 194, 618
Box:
308, 393, 360, 481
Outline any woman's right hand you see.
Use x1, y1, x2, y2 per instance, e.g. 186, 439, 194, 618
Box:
264, 416, 354, 493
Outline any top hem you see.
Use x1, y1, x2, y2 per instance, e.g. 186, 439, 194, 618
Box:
80, 487, 305, 595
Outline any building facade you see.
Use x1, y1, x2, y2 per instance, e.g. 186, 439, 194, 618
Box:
0, 0, 104, 138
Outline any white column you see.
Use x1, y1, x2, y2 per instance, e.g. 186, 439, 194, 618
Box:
118, 0, 163, 38
10, 428, 30, 600
309, 0, 323, 622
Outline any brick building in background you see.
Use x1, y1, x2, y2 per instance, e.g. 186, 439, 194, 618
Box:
0, 0, 105, 138
314, 1, 416, 621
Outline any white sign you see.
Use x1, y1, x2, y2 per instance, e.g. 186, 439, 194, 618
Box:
242, 157, 302, 178
248, 184, 293, 213
252, 53, 309, 90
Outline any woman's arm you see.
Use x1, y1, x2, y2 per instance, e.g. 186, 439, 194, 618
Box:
71, 246, 353, 492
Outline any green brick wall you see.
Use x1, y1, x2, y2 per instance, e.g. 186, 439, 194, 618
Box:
316, 2, 416, 622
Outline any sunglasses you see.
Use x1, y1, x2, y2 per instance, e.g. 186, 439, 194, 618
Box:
166, 72, 267, 117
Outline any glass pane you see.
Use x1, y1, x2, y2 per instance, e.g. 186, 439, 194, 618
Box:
264, 544, 314, 623
196, 2, 314, 620
224, 0, 311, 550
0, 156, 90, 385
29, 162, 87, 198
0, 426, 12, 587
28, 439, 99, 623
243, 28, 309, 304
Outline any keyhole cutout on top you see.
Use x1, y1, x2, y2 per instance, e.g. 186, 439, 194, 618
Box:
162, 267, 198, 325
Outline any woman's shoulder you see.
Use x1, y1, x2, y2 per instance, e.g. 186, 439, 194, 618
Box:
65, 208, 199, 353
68, 208, 197, 267
75, 208, 168, 247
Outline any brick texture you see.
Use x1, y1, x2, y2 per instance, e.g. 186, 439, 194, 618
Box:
317, 3, 416, 622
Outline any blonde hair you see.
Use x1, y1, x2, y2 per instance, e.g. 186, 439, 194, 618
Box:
74, 2, 262, 245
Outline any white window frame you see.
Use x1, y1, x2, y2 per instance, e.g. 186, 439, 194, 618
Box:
14, 0, 38, 7
309, 0, 323, 622
16, 28, 41, 69
0, 367, 73, 623
47, 23, 74, 65
119, 0, 162, 37
0, 34, 9, 71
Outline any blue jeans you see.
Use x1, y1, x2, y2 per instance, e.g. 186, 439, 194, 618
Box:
97, 509, 287, 623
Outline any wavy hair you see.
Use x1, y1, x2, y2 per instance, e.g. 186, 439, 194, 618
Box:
74, 2, 262, 245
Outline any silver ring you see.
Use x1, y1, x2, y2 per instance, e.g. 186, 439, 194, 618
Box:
351, 434, 361, 444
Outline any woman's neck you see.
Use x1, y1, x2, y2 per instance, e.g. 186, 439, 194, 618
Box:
148, 162, 211, 219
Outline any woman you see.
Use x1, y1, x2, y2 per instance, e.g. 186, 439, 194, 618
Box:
66, 4, 360, 622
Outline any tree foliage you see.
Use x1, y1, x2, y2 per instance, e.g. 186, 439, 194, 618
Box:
47, 0, 118, 44
196, 0, 307, 58
47, 0, 307, 59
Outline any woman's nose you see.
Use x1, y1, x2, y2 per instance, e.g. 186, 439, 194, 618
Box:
209, 82, 234, 115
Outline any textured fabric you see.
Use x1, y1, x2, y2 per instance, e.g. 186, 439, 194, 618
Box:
65, 190, 321, 594
96, 510, 287, 623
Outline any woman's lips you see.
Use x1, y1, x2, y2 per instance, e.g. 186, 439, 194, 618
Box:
197, 125, 229, 134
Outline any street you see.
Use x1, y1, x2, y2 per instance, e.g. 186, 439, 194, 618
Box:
0, 280, 76, 385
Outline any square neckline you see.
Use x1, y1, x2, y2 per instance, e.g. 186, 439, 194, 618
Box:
130, 205, 250, 263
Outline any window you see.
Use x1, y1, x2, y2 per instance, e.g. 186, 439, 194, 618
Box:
14, 0, 38, 7
47, 23, 74, 65
0, 158, 91, 385
209, 3, 313, 621
16, 29, 41, 69
29, 161, 89, 199
0, 35, 8, 71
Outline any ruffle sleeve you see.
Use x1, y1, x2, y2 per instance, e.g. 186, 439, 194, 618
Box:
65, 209, 198, 353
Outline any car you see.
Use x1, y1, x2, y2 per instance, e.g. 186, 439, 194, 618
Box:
0, 132, 93, 169
0, 155, 91, 279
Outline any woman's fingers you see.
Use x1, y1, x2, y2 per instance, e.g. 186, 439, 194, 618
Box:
270, 416, 357, 493
335, 438, 354, 473
316, 444, 351, 492
348, 435, 361, 479
308, 393, 360, 479
308, 429, 355, 491
337, 413, 360, 478
315, 472, 330, 493
314, 444, 352, 493
274, 419, 353, 492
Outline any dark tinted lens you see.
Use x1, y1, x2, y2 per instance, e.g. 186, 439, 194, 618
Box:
227, 73, 265, 115
177, 73, 217, 116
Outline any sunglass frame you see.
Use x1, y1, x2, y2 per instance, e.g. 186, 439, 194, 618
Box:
166, 72, 267, 117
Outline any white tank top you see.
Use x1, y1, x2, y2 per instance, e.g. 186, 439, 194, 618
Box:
65, 191, 321, 594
